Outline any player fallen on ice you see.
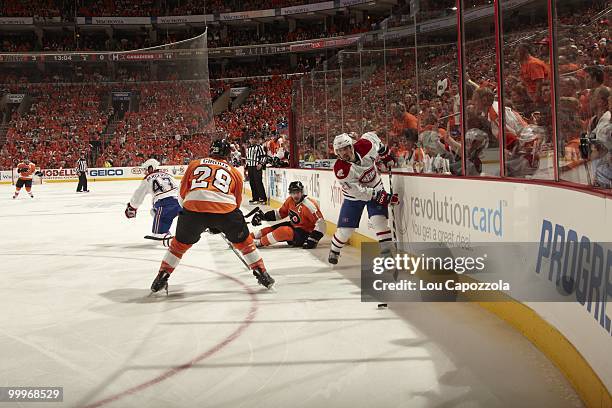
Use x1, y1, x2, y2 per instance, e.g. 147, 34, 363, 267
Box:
124, 159, 181, 241
328, 131, 398, 264
13, 159, 41, 199
250, 180, 326, 248
151, 139, 275, 294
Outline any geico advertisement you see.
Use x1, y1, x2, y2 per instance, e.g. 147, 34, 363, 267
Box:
37, 167, 131, 180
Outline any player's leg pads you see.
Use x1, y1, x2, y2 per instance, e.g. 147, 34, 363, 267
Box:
370, 214, 395, 255
331, 227, 354, 254
159, 238, 192, 274
263, 225, 294, 246
152, 207, 163, 234
233, 236, 264, 269
214, 209, 250, 244
253, 226, 272, 241
233, 236, 275, 289
286, 227, 307, 247
155, 199, 181, 235
175, 209, 209, 245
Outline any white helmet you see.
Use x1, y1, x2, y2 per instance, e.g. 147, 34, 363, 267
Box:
333, 133, 354, 155
142, 158, 160, 172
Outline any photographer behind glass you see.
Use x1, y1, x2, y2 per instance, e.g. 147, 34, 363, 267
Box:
579, 87, 611, 188
581, 123, 612, 189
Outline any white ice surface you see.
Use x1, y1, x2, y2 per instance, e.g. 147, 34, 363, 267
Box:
0, 181, 582, 408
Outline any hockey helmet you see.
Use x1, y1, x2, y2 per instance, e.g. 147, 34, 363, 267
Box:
288, 181, 304, 193
210, 139, 231, 158
142, 158, 160, 172
333, 133, 354, 155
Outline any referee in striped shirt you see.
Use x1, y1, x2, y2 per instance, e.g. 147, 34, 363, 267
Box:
246, 134, 268, 204
76, 154, 89, 193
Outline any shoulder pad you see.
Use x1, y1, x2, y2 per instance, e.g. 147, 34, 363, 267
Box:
354, 138, 373, 157
302, 197, 319, 213
334, 160, 351, 179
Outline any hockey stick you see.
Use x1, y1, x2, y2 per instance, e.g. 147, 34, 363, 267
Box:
243, 206, 261, 219
211, 229, 251, 271
388, 166, 400, 281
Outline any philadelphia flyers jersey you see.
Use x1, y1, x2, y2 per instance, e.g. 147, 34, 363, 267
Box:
180, 158, 243, 214
276, 196, 325, 234
17, 162, 36, 180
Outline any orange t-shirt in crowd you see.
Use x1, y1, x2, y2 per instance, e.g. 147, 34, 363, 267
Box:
520, 56, 550, 95
392, 112, 418, 135
267, 139, 279, 156
17, 162, 36, 180
277, 196, 324, 233
420, 124, 447, 138
180, 158, 243, 214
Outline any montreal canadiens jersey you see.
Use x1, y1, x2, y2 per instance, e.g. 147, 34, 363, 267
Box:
180, 158, 244, 214
129, 170, 179, 209
333, 132, 384, 201
275, 196, 326, 234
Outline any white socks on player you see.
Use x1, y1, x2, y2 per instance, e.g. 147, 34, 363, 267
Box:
331, 227, 354, 254
331, 216, 393, 255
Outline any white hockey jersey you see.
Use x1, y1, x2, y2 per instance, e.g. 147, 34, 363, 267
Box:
129, 170, 179, 209
333, 132, 385, 201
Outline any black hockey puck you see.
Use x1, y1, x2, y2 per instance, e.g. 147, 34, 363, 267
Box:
377, 303, 388, 308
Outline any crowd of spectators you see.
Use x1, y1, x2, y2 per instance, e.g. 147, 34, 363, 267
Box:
1, 0, 387, 20
0, 74, 289, 170
1, 0, 609, 189
0, 16, 378, 53
0, 84, 109, 169
297, 2, 610, 188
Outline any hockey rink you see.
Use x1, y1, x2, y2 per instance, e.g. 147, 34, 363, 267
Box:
1, 181, 583, 408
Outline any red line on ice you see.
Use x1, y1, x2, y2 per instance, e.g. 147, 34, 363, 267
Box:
82, 269, 258, 408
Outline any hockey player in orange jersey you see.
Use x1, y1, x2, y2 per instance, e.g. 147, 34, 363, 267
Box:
13, 159, 38, 199
150, 139, 275, 293
250, 181, 326, 249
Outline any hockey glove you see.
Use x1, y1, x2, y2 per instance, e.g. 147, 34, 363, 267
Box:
250, 211, 264, 226
35, 171, 43, 177
250, 210, 275, 226
303, 230, 324, 249
125, 203, 137, 218
377, 145, 395, 170
374, 189, 399, 206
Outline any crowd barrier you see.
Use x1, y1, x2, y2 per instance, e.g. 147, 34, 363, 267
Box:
262, 166, 611, 407
0, 165, 190, 184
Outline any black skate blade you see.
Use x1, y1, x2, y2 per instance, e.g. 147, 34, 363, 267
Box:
148, 284, 169, 297
144, 235, 166, 241
252, 271, 275, 290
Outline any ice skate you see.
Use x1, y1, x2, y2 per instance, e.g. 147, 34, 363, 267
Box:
150, 270, 170, 294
